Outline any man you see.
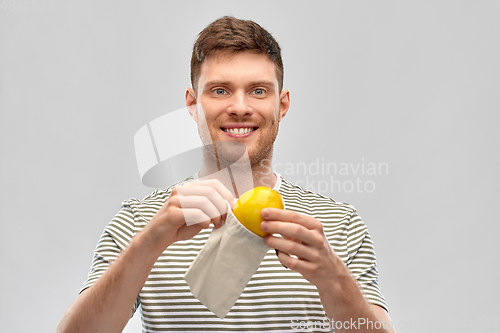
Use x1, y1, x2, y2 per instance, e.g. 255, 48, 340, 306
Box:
57, 16, 395, 332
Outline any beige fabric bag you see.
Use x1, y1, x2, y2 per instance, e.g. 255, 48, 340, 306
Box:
184, 202, 270, 318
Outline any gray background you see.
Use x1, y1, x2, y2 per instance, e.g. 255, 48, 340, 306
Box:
1, 1, 498, 332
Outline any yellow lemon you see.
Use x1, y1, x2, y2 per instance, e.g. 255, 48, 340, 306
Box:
233, 186, 284, 237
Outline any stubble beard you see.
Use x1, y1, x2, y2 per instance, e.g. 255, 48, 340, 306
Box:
199, 120, 279, 173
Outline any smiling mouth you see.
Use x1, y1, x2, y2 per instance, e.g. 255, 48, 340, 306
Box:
221, 127, 257, 135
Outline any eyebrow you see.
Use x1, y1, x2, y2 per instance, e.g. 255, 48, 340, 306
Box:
203, 80, 231, 88
249, 80, 276, 88
203, 80, 276, 89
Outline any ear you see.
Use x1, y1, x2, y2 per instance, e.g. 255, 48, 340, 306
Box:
278, 89, 290, 122
185, 88, 198, 122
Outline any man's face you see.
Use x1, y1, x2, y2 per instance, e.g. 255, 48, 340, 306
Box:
186, 50, 290, 167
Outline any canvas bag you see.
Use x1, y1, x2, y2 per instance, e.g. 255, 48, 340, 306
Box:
184, 202, 270, 318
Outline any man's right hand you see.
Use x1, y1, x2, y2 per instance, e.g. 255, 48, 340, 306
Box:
141, 179, 235, 253
56, 178, 235, 333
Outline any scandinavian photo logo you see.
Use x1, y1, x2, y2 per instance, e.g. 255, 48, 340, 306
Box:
266, 158, 389, 194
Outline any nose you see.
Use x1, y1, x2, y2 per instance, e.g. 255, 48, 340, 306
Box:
227, 91, 253, 117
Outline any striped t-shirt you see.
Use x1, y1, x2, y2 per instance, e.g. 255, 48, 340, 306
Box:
81, 174, 387, 332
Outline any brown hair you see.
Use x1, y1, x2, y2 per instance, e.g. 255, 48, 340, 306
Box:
191, 16, 284, 92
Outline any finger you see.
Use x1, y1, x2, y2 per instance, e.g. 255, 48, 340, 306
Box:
184, 179, 235, 207
211, 215, 224, 229
281, 233, 302, 244
261, 208, 320, 230
177, 195, 222, 221
264, 234, 318, 263
204, 179, 236, 209
182, 208, 212, 227
175, 184, 230, 217
261, 220, 325, 248
274, 249, 288, 269
275, 248, 317, 273
180, 196, 225, 228
171, 185, 227, 228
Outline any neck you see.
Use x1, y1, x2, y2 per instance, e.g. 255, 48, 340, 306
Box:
198, 146, 276, 198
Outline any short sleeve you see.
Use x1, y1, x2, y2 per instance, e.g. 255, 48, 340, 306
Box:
344, 211, 388, 312
79, 204, 141, 316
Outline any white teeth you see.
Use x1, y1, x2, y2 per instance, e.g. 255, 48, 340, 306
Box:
224, 128, 254, 134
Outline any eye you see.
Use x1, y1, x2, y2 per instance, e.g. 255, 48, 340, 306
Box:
252, 89, 265, 95
213, 88, 227, 95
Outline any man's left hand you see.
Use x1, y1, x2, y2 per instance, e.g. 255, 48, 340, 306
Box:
260, 208, 342, 289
